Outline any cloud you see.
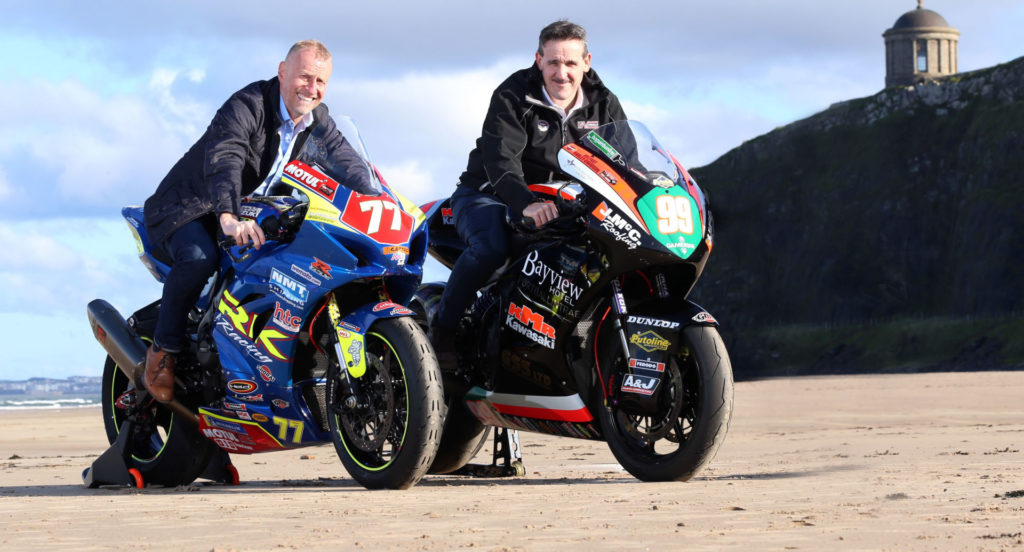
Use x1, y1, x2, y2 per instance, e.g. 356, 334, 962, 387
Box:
0, 218, 161, 315
0, 166, 9, 200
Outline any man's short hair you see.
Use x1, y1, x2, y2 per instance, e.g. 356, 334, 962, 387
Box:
537, 20, 589, 56
287, 39, 331, 61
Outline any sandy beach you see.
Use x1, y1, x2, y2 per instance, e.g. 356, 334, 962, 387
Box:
2, 371, 1022, 551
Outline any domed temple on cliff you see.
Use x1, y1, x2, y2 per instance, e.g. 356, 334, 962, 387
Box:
883, 1, 960, 87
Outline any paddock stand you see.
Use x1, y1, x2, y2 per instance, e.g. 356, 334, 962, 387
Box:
451, 427, 525, 477
82, 400, 238, 489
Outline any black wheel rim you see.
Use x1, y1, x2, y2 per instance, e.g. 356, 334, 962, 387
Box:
612, 345, 700, 457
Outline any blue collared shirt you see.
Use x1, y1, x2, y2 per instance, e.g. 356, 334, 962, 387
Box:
255, 96, 315, 194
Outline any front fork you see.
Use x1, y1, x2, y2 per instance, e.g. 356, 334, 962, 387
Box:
325, 294, 368, 413
604, 273, 672, 405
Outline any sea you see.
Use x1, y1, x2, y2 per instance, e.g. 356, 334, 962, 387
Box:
0, 395, 101, 411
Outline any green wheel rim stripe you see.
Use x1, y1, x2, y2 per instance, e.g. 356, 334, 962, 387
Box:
334, 330, 410, 472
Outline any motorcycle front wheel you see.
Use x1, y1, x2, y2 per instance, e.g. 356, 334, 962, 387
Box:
327, 317, 444, 489
101, 356, 217, 487
597, 325, 734, 481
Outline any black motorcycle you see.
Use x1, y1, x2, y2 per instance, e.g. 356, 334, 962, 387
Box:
415, 120, 733, 481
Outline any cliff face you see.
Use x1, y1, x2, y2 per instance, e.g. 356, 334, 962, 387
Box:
688, 56, 1024, 375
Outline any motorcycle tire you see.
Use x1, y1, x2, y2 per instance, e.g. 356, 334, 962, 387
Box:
427, 399, 489, 474
328, 317, 444, 489
597, 325, 734, 482
101, 355, 217, 487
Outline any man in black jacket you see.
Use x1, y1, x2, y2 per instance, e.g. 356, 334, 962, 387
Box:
142, 40, 367, 402
433, 21, 627, 363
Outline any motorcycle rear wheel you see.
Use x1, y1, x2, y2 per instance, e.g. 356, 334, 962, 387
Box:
597, 325, 734, 481
101, 356, 217, 487
328, 317, 444, 489
427, 399, 489, 474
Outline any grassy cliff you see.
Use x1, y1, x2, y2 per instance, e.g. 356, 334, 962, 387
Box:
689, 56, 1024, 378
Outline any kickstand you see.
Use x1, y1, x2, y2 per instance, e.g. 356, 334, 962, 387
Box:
83, 417, 139, 488
452, 427, 526, 477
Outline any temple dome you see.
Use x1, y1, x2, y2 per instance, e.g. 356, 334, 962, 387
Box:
891, 5, 952, 30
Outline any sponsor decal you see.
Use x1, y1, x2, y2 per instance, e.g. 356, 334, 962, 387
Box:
236, 394, 265, 403
652, 175, 675, 189
272, 302, 301, 332
372, 301, 413, 315
271, 399, 290, 409
598, 170, 617, 185
629, 358, 666, 372
340, 321, 361, 332
383, 245, 409, 266
692, 311, 718, 324
290, 264, 322, 286
235, 411, 252, 421
630, 331, 671, 353
252, 413, 269, 422
227, 380, 258, 394
441, 207, 454, 225
586, 132, 624, 165
522, 250, 584, 305
627, 315, 681, 329
283, 161, 337, 201
216, 318, 275, 364
537, 120, 549, 133
202, 427, 255, 452
239, 204, 263, 219
506, 302, 556, 349
621, 374, 659, 396
383, 245, 410, 255
655, 273, 670, 298
257, 328, 293, 361
202, 415, 245, 434
629, 167, 649, 181
592, 202, 642, 250
223, 402, 246, 411
271, 268, 309, 306
340, 192, 414, 244
257, 364, 276, 382
347, 340, 363, 366
577, 120, 599, 130
219, 290, 257, 338
310, 258, 333, 280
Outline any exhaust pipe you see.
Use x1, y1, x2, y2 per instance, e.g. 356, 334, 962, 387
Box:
86, 299, 198, 425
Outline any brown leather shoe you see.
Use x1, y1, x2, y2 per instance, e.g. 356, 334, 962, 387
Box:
144, 345, 175, 403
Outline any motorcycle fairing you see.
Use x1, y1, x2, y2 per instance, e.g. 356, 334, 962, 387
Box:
462, 387, 603, 440
122, 206, 171, 283
196, 408, 292, 454
559, 121, 711, 262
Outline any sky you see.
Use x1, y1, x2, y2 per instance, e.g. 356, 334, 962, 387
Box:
1, 0, 1021, 380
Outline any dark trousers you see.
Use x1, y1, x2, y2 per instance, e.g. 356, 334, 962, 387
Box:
435, 186, 512, 331
153, 217, 220, 353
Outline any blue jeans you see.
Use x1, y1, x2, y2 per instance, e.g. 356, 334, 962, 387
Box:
153, 217, 220, 353
435, 186, 512, 331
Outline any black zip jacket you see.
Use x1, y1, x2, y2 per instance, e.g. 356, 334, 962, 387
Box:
458, 65, 627, 216
144, 77, 362, 246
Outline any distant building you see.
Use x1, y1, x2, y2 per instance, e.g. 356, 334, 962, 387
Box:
883, 1, 959, 87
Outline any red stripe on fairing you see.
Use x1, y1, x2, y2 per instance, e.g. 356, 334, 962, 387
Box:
491, 402, 594, 422
670, 153, 704, 232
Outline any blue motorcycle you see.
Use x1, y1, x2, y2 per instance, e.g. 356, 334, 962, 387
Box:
84, 118, 442, 490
